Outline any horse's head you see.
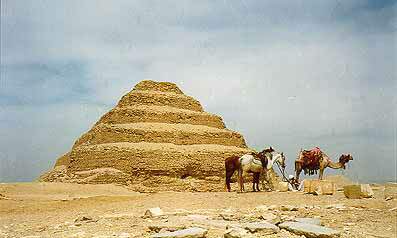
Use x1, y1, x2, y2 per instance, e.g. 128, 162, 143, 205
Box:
339, 154, 353, 169
272, 151, 286, 170
262, 146, 275, 153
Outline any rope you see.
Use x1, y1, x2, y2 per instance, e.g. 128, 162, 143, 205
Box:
275, 161, 295, 187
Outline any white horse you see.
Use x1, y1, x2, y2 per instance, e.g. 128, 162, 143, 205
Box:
237, 147, 286, 192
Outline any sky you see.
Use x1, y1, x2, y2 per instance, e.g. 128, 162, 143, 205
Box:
1, 0, 396, 183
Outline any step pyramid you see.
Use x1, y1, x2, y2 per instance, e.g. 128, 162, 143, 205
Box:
40, 80, 254, 191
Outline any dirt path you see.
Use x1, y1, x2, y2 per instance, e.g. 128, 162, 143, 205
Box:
0, 182, 396, 237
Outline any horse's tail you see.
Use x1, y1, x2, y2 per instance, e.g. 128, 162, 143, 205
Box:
225, 156, 241, 192
225, 159, 229, 191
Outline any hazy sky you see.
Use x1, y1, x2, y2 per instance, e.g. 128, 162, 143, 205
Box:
1, 0, 396, 183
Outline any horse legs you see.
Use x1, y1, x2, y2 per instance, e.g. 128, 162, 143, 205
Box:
253, 173, 260, 192
225, 169, 235, 192
261, 168, 268, 191
238, 167, 244, 192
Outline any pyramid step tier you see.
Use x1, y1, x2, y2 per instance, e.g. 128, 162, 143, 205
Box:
73, 122, 247, 148
133, 80, 183, 94
67, 142, 252, 180
97, 105, 225, 129
117, 90, 203, 112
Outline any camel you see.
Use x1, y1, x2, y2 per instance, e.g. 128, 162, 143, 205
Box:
225, 147, 286, 192
294, 147, 353, 182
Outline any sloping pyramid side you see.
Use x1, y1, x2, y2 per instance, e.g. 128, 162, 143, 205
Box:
40, 80, 257, 191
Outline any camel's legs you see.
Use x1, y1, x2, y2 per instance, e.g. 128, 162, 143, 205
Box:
319, 167, 324, 180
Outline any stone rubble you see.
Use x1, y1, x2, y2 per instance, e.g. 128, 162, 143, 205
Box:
279, 221, 341, 238
150, 227, 208, 238
223, 227, 255, 238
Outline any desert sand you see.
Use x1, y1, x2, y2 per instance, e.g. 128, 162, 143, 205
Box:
0, 178, 396, 238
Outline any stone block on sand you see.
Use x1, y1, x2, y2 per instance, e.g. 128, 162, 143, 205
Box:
304, 180, 336, 195
384, 182, 397, 199
144, 207, 164, 218
276, 182, 289, 192
343, 184, 374, 199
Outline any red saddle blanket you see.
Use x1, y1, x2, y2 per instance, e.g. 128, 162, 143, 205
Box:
301, 147, 322, 170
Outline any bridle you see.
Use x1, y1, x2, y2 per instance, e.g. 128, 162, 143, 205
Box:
273, 153, 295, 187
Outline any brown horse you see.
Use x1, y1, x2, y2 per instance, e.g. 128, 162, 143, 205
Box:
225, 147, 285, 192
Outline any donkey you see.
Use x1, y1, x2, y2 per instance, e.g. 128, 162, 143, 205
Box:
225, 147, 286, 192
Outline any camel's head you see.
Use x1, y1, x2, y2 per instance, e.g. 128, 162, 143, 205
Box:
339, 154, 353, 169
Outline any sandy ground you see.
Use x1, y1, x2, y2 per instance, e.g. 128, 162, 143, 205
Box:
0, 182, 396, 238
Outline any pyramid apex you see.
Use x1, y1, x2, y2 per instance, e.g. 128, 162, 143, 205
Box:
134, 79, 183, 94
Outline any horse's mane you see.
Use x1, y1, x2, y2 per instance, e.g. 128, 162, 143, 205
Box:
262, 147, 275, 154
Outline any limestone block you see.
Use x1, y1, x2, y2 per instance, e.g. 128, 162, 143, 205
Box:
384, 182, 397, 199
304, 180, 336, 195
144, 207, 164, 218
343, 184, 374, 199
276, 182, 289, 192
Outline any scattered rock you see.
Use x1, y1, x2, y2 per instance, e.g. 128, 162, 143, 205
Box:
325, 204, 345, 210
279, 221, 341, 238
243, 221, 280, 234
0, 193, 9, 200
74, 215, 97, 224
144, 207, 165, 218
148, 224, 187, 233
260, 213, 281, 224
219, 212, 237, 221
343, 184, 374, 199
389, 207, 397, 212
151, 227, 208, 238
224, 227, 255, 238
118, 233, 131, 238
384, 182, 397, 200
385, 196, 394, 201
280, 205, 299, 211
280, 215, 296, 223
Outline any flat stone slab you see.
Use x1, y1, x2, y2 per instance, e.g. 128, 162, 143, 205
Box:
151, 227, 208, 238
279, 222, 341, 238
242, 221, 279, 234
295, 218, 321, 225
224, 227, 255, 238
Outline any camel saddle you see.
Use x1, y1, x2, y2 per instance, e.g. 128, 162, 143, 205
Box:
300, 147, 323, 174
